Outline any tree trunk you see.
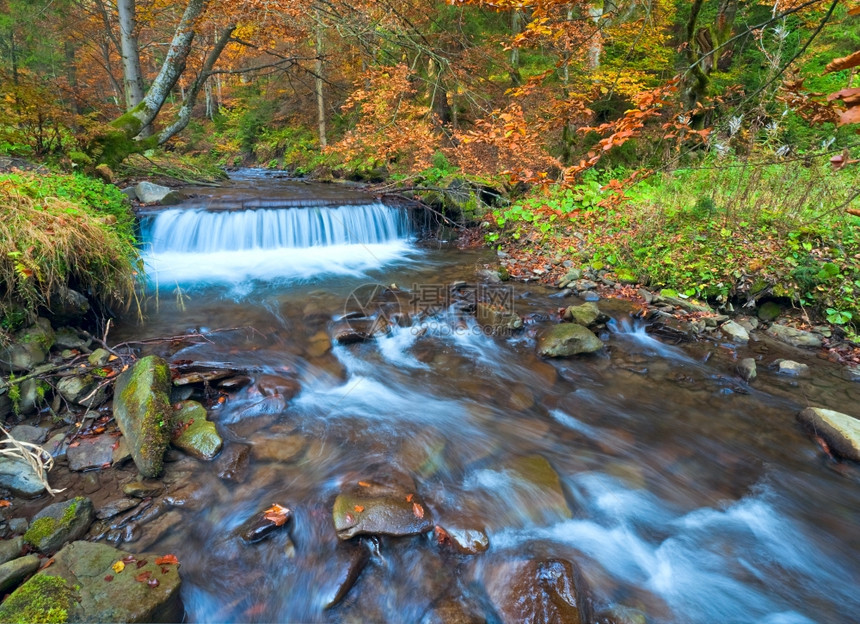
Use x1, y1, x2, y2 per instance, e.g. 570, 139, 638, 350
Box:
117, 0, 145, 112
158, 23, 235, 145
113, 0, 206, 139
509, 9, 522, 87
315, 9, 327, 148
587, 5, 603, 70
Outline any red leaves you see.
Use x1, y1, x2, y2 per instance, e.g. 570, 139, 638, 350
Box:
136, 571, 152, 583
104, 575, 113, 582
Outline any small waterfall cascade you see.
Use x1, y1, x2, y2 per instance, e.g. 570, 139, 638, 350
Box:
140, 203, 410, 253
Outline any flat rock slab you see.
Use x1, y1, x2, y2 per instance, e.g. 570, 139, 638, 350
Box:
766, 324, 823, 348
24, 496, 94, 555
798, 407, 860, 461
0, 457, 46, 498
0, 540, 182, 623
7, 425, 49, 445
333, 468, 433, 539
67, 434, 118, 471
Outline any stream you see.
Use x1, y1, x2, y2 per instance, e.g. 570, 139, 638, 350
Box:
110, 170, 860, 623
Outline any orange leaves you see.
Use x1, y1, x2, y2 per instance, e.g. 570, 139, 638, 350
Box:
824, 50, 860, 75
412, 502, 425, 519
353, 505, 365, 513
827, 88, 860, 127
263, 503, 291, 526
155, 554, 179, 566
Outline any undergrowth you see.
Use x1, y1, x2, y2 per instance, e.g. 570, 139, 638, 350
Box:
486, 158, 860, 328
0, 172, 141, 326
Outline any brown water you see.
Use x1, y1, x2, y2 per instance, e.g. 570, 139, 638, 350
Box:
111, 172, 860, 623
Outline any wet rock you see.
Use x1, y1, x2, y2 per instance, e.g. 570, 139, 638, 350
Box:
777, 360, 809, 376
238, 504, 292, 544
0, 458, 46, 498
0, 540, 182, 623
583, 292, 601, 302
0, 555, 40, 594
537, 324, 603, 357
132, 510, 182, 550
436, 525, 489, 555
171, 367, 234, 386
660, 296, 712, 314
53, 327, 91, 350
797, 407, 860, 461
251, 434, 306, 462
757, 301, 782, 322
86, 348, 110, 367
218, 375, 252, 391
476, 303, 522, 333
215, 443, 250, 482
164, 481, 208, 510
0, 537, 24, 565
7, 519, 27, 535
765, 324, 823, 349
738, 358, 757, 382
332, 468, 433, 539
508, 455, 573, 522
256, 375, 301, 400
122, 480, 163, 498
8, 425, 48, 445
48, 287, 91, 324
44, 432, 69, 460
171, 400, 222, 460
113, 437, 132, 466
24, 496, 94, 555
483, 557, 592, 624
135, 181, 172, 204
67, 434, 117, 471
721, 321, 749, 344
96, 498, 140, 521
331, 318, 388, 344
306, 332, 333, 358
558, 269, 583, 288
477, 269, 503, 284
323, 541, 371, 609
563, 302, 604, 327
113, 355, 172, 478
596, 605, 648, 624
0, 318, 54, 372
420, 593, 488, 624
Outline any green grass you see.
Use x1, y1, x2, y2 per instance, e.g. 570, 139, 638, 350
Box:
0, 172, 141, 327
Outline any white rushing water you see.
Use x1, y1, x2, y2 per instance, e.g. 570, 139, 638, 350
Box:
139, 203, 413, 285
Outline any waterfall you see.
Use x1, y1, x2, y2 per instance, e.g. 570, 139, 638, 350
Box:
139, 203, 414, 286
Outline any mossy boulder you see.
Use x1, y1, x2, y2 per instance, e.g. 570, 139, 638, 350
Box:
0, 541, 182, 623
171, 401, 223, 460
112, 356, 172, 478
0, 554, 40, 594
562, 302, 605, 327
23, 497, 94, 555
537, 324, 603, 357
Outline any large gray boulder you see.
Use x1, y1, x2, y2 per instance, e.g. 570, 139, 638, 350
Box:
112, 356, 172, 478
537, 324, 603, 357
0, 541, 182, 623
0, 457, 46, 498
134, 181, 172, 204
797, 407, 860, 461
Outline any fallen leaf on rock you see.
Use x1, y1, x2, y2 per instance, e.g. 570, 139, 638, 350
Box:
39, 558, 54, 570
358, 481, 370, 487
263, 504, 290, 526
136, 559, 148, 568
0, 500, 10, 508
155, 554, 179, 566
112, 561, 125, 574
122, 555, 136, 563
413, 502, 424, 519
354, 505, 364, 513
104, 575, 113, 582
135, 571, 152, 582
406, 494, 414, 503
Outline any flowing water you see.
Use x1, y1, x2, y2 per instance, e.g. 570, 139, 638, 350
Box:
114, 171, 860, 623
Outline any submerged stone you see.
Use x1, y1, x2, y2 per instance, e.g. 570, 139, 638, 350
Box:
112, 355, 172, 478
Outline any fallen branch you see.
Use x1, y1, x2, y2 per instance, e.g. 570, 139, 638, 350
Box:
0, 425, 64, 496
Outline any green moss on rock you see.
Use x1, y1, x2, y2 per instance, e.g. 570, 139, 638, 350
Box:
0, 574, 76, 624
23, 517, 57, 546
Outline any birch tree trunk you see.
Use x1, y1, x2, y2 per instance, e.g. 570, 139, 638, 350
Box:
117, 0, 145, 111
315, 9, 327, 148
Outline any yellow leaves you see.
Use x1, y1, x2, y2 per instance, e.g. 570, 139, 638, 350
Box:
111, 561, 125, 574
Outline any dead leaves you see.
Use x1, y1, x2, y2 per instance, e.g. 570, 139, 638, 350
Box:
824, 50, 860, 75
155, 554, 179, 566
263, 503, 291, 526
